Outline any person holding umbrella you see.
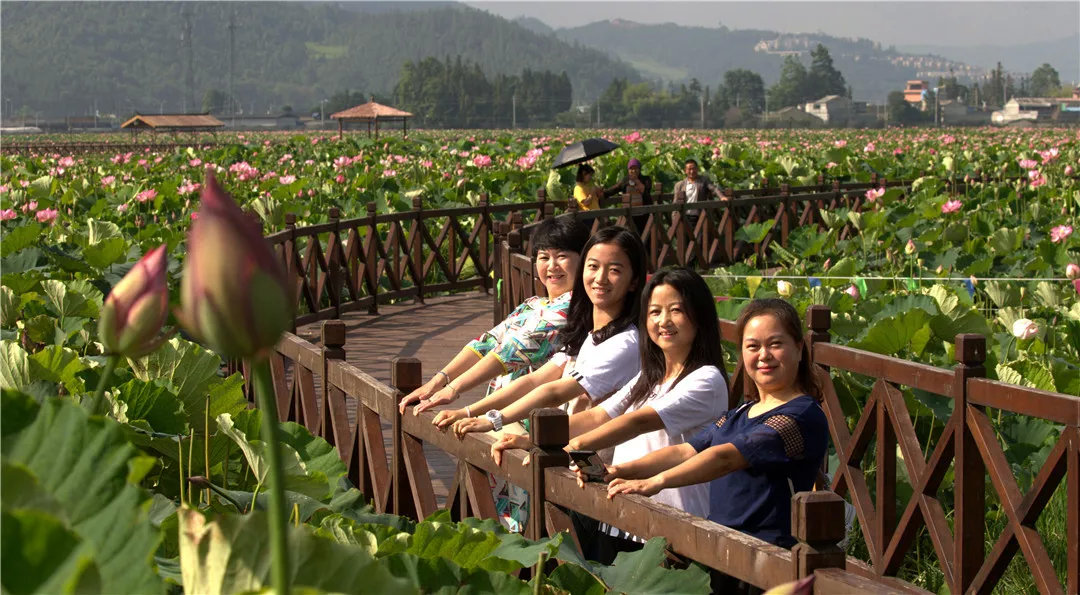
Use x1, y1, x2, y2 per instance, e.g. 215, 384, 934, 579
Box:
574, 164, 604, 210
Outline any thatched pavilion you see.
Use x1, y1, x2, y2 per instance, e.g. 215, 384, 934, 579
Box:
330, 97, 413, 138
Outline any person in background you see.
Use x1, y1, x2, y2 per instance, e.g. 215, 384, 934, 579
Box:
601, 298, 828, 592
673, 158, 726, 229
604, 158, 653, 233
398, 217, 590, 415
574, 163, 604, 211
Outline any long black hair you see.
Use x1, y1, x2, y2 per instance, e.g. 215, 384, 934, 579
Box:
557, 226, 646, 357
576, 163, 595, 184
625, 267, 727, 408
734, 298, 821, 402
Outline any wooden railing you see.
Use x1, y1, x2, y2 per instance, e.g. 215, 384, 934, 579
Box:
257, 175, 1078, 593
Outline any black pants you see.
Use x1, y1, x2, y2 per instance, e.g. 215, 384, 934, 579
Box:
568, 510, 644, 566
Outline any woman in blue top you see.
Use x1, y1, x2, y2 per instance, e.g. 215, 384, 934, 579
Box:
602, 298, 828, 550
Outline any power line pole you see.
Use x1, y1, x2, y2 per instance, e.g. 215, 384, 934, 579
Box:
228, 9, 236, 122
596, 99, 600, 128
181, 6, 194, 113
512, 93, 516, 129
699, 94, 704, 128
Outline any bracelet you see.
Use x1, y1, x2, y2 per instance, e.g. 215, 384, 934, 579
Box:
446, 384, 460, 401
465, 406, 472, 418
433, 370, 450, 386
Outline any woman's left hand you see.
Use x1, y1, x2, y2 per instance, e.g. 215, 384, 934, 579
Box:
491, 433, 531, 466
452, 416, 494, 440
606, 476, 662, 499
412, 386, 458, 415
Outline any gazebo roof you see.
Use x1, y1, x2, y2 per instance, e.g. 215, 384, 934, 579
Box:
331, 99, 412, 120
121, 113, 224, 129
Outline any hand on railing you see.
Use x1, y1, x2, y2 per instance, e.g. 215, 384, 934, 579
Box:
572, 462, 620, 489
606, 475, 662, 499
490, 433, 531, 466
399, 378, 454, 414
452, 416, 494, 440
432, 407, 470, 429
411, 385, 461, 416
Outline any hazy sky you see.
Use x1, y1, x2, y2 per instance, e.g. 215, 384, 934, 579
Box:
464, 1, 1080, 48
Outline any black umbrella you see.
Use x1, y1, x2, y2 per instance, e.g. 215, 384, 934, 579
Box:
550, 138, 620, 169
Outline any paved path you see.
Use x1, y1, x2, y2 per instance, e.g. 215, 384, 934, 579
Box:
295, 292, 497, 505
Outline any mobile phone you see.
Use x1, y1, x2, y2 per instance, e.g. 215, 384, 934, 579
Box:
568, 450, 607, 482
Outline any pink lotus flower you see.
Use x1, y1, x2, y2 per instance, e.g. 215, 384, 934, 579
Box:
1065, 263, 1080, 280
941, 199, 962, 214
1074, 279, 1080, 296
189, 158, 203, 167
1011, 318, 1038, 340
177, 171, 291, 358
101, 175, 116, 187
472, 154, 492, 168
0, 209, 17, 221
21, 201, 37, 213
35, 208, 59, 224
864, 187, 884, 202
623, 131, 643, 143
1018, 158, 1038, 169
57, 156, 75, 168
178, 181, 200, 196
136, 189, 157, 203
421, 160, 433, 168
1066, 165, 1074, 176
863, 142, 876, 153
278, 175, 296, 185
825, 161, 838, 169
335, 174, 346, 183
833, 140, 847, 148
1050, 225, 1073, 243
844, 285, 860, 301
98, 245, 170, 357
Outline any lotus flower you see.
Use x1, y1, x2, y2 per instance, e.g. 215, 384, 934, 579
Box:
864, 187, 884, 202
941, 199, 962, 214
98, 245, 169, 357
1011, 318, 1039, 340
904, 239, 917, 255
844, 284, 860, 301
0, 209, 16, 221
777, 280, 794, 297
1050, 225, 1073, 243
1066, 263, 1080, 280
178, 171, 292, 359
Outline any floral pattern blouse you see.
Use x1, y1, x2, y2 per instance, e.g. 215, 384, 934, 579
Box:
466, 291, 572, 395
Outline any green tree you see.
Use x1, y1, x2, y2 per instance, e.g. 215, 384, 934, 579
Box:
202, 89, 228, 114
887, 90, 925, 125
768, 56, 808, 109
717, 69, 765, 114
806, 44, 846, 100
1029, 63, 1061, 97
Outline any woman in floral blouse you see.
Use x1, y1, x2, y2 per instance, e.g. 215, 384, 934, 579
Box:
398, 216, 590, 412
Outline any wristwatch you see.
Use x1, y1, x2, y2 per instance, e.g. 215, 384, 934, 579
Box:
485, 409, 504, 432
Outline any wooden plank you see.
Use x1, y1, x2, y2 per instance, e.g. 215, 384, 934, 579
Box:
967, 378, 1080, 426
813, 343, 955, 395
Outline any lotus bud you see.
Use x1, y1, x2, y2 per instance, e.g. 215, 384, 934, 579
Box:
904, 239, 917, 255
777, 280, 794, 297
98, 244, 170, 357
178, 171, 292, 359
1066, 263, 1080, 280
844, 284, 860, 301
1011, 318, 1038, 340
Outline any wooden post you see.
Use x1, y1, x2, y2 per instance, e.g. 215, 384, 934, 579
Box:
537, 187, 548, 220
779, 183, 791, 248
674, 193, 688, 265
284, 212, 299, 334
320, 320, 346, 441
328, 206, 342, 319
411, 197, 424, 304
527, 408, 570, 541
953, 334, 986, 593
391, 357, 422, 519
621, 191, 634, 233
479, 193, 491, 294
492, 221, 507, 324
791, 491, 847, 579
722, 188, 735, 264
365, 202, 379, 314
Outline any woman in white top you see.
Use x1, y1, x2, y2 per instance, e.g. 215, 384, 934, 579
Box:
491, 267, 728, 562
434, 226, 647, 437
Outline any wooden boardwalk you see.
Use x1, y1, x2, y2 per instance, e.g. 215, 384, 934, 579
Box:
295, 292, 497, 504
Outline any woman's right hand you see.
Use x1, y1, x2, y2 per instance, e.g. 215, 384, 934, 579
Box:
399, 378, 441, 414
432, 407, 472, 429
411, 386, 458, 416
572, 463, 620, 488
490, 433, 531, 466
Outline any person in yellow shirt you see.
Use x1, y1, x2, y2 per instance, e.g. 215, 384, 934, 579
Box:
574, 164, 603, 210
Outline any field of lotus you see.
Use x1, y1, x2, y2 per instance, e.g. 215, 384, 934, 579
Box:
1, 127, 1078, 593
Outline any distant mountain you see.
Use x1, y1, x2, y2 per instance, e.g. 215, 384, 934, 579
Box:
553, 19, 989, 102
513, 16, 555, 36
0, 1, 640, 118
901, 34, 1080, 82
